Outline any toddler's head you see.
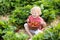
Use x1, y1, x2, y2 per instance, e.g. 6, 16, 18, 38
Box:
31, 6, 41, 17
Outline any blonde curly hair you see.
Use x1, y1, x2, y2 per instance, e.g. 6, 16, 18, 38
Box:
30, 6, 42, 15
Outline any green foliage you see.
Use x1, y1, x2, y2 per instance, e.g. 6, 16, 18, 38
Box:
9, 0, 60, 27
32, 23, 60, 40
3, 32, 29, 40
0, 20, 16, 37
42, 9, 56, 22
9, 5, 32, 27
0, 0, 13, 15
0, 0, 60, 40
40, 0, 60, 22
0, 0, 37, 15
0, 20, 29, 40
0, 0, 60, 26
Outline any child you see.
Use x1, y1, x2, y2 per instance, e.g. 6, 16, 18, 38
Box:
24, 6, 46, 38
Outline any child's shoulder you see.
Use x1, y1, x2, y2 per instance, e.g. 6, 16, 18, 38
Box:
39, 17, 44, 21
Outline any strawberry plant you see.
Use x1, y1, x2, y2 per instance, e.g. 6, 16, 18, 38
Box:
0, 20, 16, 38
3, 32, 29, 40
9, 5, 32, 27
0, 20, 29, 40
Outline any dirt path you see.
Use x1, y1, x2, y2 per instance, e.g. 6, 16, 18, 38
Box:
0, 15, 9, 21
50, 16, 60, 27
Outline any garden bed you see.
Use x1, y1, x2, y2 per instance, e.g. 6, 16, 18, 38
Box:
0, 0, 60, 40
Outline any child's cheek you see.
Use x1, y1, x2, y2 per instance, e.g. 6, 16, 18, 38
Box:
36, 14, 39, 16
